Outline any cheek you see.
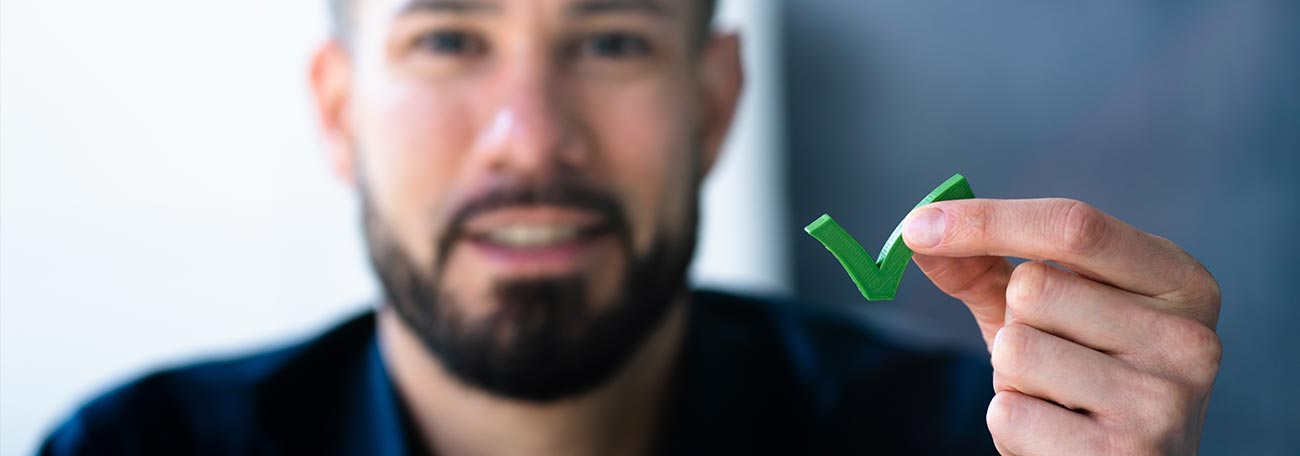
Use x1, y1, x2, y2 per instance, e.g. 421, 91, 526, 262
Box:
580, 81, 696, 252
355, 81, 478, 265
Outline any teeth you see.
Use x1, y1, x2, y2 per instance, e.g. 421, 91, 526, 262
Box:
485, 224, 581, 248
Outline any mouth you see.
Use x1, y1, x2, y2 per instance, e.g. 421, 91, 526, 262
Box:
458, 206, 620, 277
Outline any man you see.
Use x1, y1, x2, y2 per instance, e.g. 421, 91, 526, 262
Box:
42, 0, 1222, 454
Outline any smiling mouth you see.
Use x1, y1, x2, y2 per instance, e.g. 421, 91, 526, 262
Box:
466, 222, 614, 249
456, 206, 622, 275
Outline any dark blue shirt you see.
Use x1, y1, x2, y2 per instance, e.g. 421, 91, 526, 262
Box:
41, 290, 996, 455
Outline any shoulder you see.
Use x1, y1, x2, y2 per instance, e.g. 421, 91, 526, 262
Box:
39, 311, 377, 455
690, 289, 996, 454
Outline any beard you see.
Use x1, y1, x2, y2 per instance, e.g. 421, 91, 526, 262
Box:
361, 177, 698, 402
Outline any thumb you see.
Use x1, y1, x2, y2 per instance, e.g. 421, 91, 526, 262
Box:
904, 209, 1013, 350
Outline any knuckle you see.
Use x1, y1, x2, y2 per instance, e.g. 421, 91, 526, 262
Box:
1005, 262, 1057, 322
1055, 199, 1109, 256
1183, 264, 1223, 320
1189, 279, 1223, 328
1199, 335, 1225, 380
991, 324, 1036, 378
948, 200, 993, 247
1201, 271, 1223, 309
1201, 264, 1222, 302
1154, 236, 1222, 296
987, 392, 1078, 452
1152, 234, 1223, 315
1165, 318, 1223, 385
992, 371, 1009, 393
985, 392, 1022, 442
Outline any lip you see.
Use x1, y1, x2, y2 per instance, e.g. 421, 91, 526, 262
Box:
462, 206, 606, 235
457, 206, 618, 277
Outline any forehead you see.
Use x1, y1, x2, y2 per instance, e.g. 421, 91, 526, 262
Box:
360, 0, 692, 24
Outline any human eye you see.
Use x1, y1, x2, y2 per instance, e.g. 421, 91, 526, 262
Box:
411, 29, 487, 57
577, 31, 653, 60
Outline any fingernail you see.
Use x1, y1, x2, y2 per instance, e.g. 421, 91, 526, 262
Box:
905, 207, 946, 248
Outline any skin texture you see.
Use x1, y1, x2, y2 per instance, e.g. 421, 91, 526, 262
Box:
309, 0, 1223, 455
310, 0, 740, 454
903, 199, 1222, 455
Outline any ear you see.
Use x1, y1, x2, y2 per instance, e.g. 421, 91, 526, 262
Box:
310, 39, 358, 186
695, 32, 744, 180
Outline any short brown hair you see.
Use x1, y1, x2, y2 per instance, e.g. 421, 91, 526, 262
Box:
327, 0, 718, 46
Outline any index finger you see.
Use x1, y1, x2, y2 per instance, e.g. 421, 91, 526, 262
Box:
902, 198, 1211, 304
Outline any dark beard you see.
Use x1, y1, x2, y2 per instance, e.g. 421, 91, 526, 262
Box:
362, 179, 697, 402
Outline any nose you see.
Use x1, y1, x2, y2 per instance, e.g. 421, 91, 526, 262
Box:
475, 58, 589, 177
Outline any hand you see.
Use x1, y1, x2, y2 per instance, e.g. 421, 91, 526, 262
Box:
902, 198, 1222, 455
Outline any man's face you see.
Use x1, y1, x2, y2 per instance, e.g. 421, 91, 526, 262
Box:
313, 0, 739, 400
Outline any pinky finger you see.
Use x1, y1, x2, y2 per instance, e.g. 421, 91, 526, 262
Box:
987, 391, 1105, 455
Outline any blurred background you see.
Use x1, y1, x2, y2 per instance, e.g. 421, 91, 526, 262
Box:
783, 2, 1299, 454
1, 0, 1296, 454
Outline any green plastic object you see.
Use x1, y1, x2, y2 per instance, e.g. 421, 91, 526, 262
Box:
804, 173, 975, 301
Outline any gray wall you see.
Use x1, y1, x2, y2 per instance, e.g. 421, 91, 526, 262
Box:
781, 0, 1299, 453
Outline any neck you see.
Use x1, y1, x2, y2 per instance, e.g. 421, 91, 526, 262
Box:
377, 297, 687, 456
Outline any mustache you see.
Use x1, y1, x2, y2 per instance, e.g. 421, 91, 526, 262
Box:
435, 179, 631, 266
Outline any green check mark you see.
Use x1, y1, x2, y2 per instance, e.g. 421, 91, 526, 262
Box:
804, 173, 975, 301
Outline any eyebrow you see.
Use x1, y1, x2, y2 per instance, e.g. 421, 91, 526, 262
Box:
567, 0, 671, 18
392, 0, 674, 22
397, 0, 501, 16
